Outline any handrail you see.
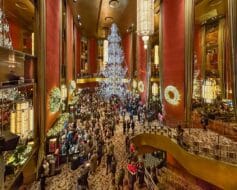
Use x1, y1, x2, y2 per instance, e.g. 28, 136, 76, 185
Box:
144, 168, 159, 190
136, 123, 237, 165
131, 133, 237, 189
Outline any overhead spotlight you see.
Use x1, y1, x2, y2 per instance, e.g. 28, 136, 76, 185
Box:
73, 0, 77, 2
109, 0, 120, 8
79, 22, 82, 26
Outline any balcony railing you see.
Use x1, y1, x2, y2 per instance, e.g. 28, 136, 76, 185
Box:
136, 121, 237, 165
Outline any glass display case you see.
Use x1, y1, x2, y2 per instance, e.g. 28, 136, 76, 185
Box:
0, 0, 37, 189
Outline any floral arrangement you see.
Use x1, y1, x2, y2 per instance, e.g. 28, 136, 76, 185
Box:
47, 113, 69, 137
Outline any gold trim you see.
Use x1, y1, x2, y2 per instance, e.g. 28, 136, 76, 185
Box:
159, 0, 164, 102
132, 134, 237, 190
36, 0, 46, 177
228, 0, 237, 121
150, 77, 159, 82
76, 77, 129, 84
76, 77, 157, 84
185, 0, 194, 125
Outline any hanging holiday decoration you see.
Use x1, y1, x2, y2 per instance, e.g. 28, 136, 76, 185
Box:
49, 87, 62, 113
99, 23, 128, 99
0, 8, 13, 49
164, 85, 181, 105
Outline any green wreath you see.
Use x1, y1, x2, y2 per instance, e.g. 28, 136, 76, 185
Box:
49, 87, 62, 112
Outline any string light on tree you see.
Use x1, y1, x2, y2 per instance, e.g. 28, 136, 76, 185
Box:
99, 23, 128, 99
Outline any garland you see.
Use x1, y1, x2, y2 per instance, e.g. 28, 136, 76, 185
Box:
138, 81, 144, 93
164, 85, 180, 105
49, 87, 62, 112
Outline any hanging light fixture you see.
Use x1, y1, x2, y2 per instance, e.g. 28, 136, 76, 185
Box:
103, 39, 108, 66
137, 0, 154, 49
154, 45, 159, 65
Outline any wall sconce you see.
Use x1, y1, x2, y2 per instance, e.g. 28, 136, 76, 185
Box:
61, 84, 67, 100
152, 82, 159, 96
103, 40, 108, 67
154, 45, 159, 65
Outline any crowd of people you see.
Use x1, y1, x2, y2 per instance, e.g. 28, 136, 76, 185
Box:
40, 89, 162, 190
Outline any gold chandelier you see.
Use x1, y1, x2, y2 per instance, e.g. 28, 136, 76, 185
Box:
137, 0, 154, 49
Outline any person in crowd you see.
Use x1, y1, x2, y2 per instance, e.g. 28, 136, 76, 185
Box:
126, 119, 130, 134
129, 111, 134, 121
125, 135, 130, 153
123, 119, 126, 135
131, 119, 135, 135
116, 168, 125, 190
90, 150, 98, 174
127, 160, 137, 190
130, 143, 135, 154
97, 141, 103, 166
110, 156, 117, 177
137, 162, 145, 187
77, 165, 89, 190
201, 114, 209, 130
106, 152, 113, 174
177, 125, 184, 146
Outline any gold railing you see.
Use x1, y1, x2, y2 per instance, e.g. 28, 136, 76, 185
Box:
131, 130, 237, 190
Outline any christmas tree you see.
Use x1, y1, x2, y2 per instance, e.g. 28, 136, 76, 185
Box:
99, 23, 128, 99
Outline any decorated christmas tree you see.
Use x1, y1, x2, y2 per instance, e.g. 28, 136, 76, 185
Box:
99, 23, 128, 99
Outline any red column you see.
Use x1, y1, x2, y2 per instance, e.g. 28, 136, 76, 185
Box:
122, 32, 132, 78
162, 0, 185, 123
137, 36, 147, 103
66, 4, 74, 82
45, 0, 60, 131
88, 38, 97, 74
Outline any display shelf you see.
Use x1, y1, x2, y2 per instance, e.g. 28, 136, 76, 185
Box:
0, 46, 36, 59
4, 146, 37, 190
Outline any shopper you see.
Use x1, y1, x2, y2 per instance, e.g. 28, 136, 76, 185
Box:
137, 162, 145, 187
123, 120, 126, 135
116, 168, 125, 190
110, 156, 117, 177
